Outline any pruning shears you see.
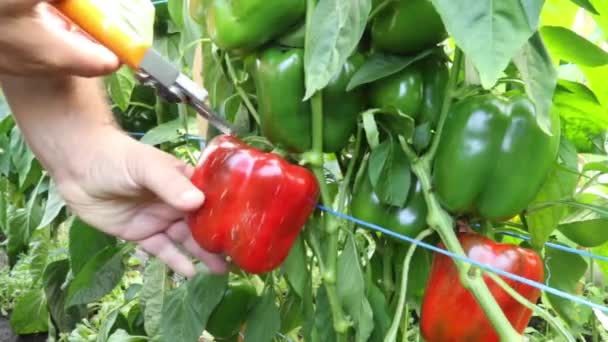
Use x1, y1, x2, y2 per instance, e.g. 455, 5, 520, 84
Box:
52, 0, 238, 136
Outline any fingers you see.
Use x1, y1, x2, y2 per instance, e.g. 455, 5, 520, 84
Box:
39, 5, 120, 77
127, 145, 206, 213
138, 221, 229, 278
138, 234, 197, 278
166, 221, 229, 274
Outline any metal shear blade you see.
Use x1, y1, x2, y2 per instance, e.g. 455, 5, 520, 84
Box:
135, 49, 237, 136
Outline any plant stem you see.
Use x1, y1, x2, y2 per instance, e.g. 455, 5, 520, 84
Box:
485, 272, 576, 342
425, 48, 463, 161
224, 53, 260, 125
309, 91, 349, 335
368, 0, 394, 22
407, 154, 521, 341
385, 229, 433, 342
382, 242, 395, 295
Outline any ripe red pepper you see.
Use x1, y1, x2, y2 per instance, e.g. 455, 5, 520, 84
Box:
186, 134, 320, 274
420, 233, 544, 342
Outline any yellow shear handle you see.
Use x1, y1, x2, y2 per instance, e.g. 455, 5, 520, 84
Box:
53, 0, 151, 69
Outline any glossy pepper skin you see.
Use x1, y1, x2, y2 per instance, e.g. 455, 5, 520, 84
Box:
202, 0, 306, 51
250, 47, 366, 153
186, 135, 320, 274
432, 94, 560, 220
371, 0, 447, 55
369, 56, 448, 123
206, 279, 258, 340
420, 233, 544, 342
351, 167, 427, 239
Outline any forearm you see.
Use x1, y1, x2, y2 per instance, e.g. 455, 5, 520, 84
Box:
0, 75, 122, 180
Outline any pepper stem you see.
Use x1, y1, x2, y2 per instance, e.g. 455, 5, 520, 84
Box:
485, 272, 576, 342
398, 46, 522, 340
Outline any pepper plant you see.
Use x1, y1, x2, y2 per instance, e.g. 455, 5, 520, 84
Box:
2, 0, 608, 342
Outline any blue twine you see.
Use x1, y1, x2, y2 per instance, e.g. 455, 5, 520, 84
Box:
317, 204, 608, 314
498, 231, 608, 263
127, 130, 608, 314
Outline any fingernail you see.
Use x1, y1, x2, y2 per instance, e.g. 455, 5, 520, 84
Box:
182, 189, 205, 205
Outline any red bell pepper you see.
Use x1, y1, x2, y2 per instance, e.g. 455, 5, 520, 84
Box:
186, 134, 320, 274
420, 232, 544, 342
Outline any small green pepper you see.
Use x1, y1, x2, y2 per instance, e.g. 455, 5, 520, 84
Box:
206, 278, 258, 340
371, 0, 448, 55
250, 47, 366, 153
351, 166, 427, 239
201, 0, 306, 51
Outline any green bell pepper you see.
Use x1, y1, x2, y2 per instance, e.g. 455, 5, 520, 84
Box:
368, 54, 449, 150
250, 47, 366, 153
432, 93, 561, 220
351, 166, 427, 239
371, 0, 447, 55
206, 278, 258, 340
202, 0, 306, 51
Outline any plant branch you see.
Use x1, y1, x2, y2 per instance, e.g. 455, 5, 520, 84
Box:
425, 48, 463, 161
485, 272, 575, 342
385, 229, 433, 342
401, 141, 521, 341
224, 53, 260, 125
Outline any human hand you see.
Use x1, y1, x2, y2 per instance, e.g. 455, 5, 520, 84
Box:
53, 127, 228, 277
0, 0, 120, 77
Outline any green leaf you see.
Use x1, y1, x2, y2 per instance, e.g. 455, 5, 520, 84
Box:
366, 283, 391, 342
65, 245, 125, 308
29, 227, 50, 284
541, 26, 608, 67
337, 236, 374, 342
10, 126, 35, 188
430, 0, 544, 88
43, 259, 87, 332
304, 0, 372, 99
346, 50, 434, 91
167, 0, 184, 30
526, 138, 579, 248
106, 67, 136, 112
9, 289, 48, 334
583, 161, 608, 173
540, 0, 580, 31
107, 329, 148, 342
544, 247, 591, 331
97, 307, 121, 342
159, 272, 228, 342
554, 80, 608, 152
581, 65, 608, 109
368, 140, 411, 207
513, 32, 558, 135
141, 258, 168, 338
0, 134, 10, 177
69, 217, 117, 275
311, 286, 335, 342
282, 236, 308, 299
37, 179, 65, 229
6, 207, 26, 262
362, 109, 381, 149
570, 0, 599, 14
559, 215, 608, 247
244, 289, 281, 342
591, 242, 608, 280
140, 117, 198, 145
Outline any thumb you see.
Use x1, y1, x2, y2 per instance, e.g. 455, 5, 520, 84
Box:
128, 144, 206, 212
0, 0, 42, 14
